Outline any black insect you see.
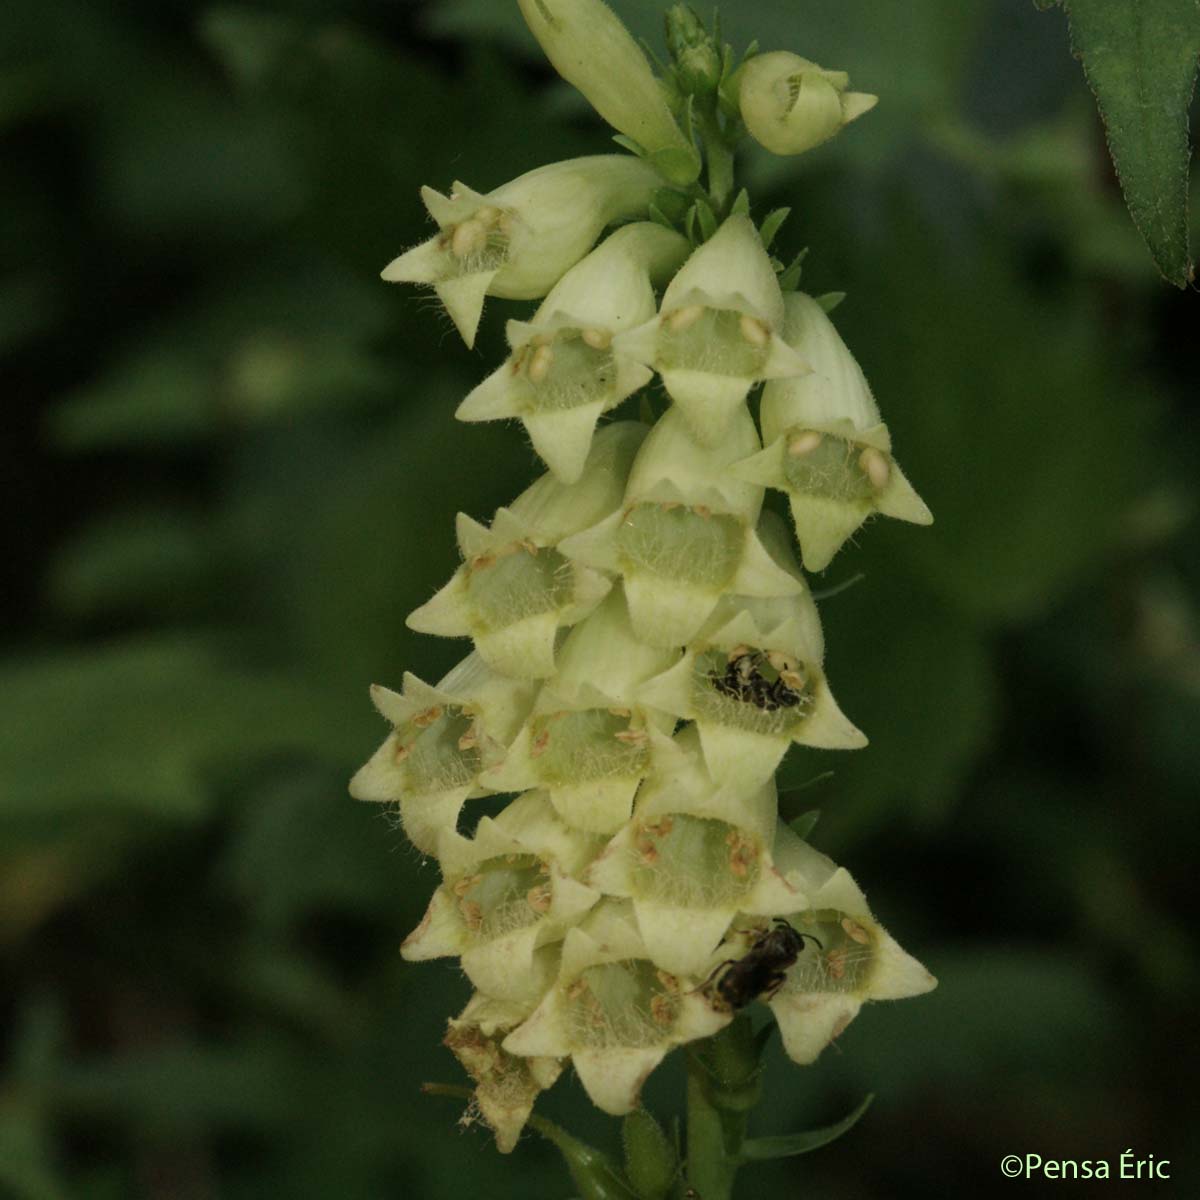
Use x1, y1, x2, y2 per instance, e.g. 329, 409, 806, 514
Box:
705, 919, 823, 1011
709, 649, 805, 713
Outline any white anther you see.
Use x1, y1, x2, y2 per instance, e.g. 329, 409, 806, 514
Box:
451, 219, 486, 259
858, 446, 891, 490
528, 344, 554, 384
666, 304, 704, 333
788, 430, 823, 457
581, 327, 612, 350
739, 314, 771, 348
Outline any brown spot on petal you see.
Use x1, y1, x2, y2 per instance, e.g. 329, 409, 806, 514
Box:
530, 730, 551, 758
656, 970, 681, 994
825, 948, 847, 981
453, 874, 483, 898
650, 994, 676, 1026
614, 728, 648, 746
636, 840, 659, 865
459, 900, 484, 932
526, 884, 552, 913
412, 706, 443, 728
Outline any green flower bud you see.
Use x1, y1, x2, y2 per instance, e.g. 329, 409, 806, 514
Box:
445, 992, 564, 1153
517, 0, 700, 185
403, 791, 603, 1003
407, 423, 647, 678
622, 1107, 677, 1200
457, 223, 690, 483
348, 654, 538, 854
382, 156, 665, 347
482, 588, 679, 835
664, 4, 723, 97
587, 726, 800, 976
614, 215, 809, 445
731, 292, 931, 571
738, 51, 877, 157
503, 900, 729, 1114
559, 407, 802, 647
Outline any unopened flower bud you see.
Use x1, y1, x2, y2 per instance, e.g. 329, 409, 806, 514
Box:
518, 0, 700, 185
382, 156, 664, 347
738, 51, 877, 157
614, 215, 809, 445
457, 223, 690, 483
731, 292, 931, 571
664, 4, 723, 96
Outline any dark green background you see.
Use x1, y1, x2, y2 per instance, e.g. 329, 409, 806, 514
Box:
2, 1, 1197, 1197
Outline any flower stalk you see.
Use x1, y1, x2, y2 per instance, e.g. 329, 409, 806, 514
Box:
355, 2, 936, 1194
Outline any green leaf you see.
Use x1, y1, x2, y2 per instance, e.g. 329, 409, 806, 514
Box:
738, 1094, 874, 1162
1038, 0, 1198, 286
815, 290, 846, 313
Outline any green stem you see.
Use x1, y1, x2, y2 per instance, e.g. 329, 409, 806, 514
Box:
685, 1053, 742, 1200
697, 108, 736, 215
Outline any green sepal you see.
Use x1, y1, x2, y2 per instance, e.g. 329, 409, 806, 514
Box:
684, 203, 699, 245
730, 188, 751, 217
788, 808, 822, 840
758, 207, 790, 250
612, 134, 649, 157
737, 1094, 875, 1163
532, 1116, 640, 1200
651, 143, 703, 186
653, 188, 693, 222
622, 1109, 679, 1200
648, 204, 676, 232
776, 247, 810, 292
680, 93, 698, 148
815, 291, 846, 313
690, 1016, 765, 1114
695, 198, 719, 241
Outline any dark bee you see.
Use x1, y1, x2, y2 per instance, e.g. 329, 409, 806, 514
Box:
706, 919, 822, 1011
709, 648, 806, 713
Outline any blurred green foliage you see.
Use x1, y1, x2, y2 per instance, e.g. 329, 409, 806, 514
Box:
2, 1, 1198, 1197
